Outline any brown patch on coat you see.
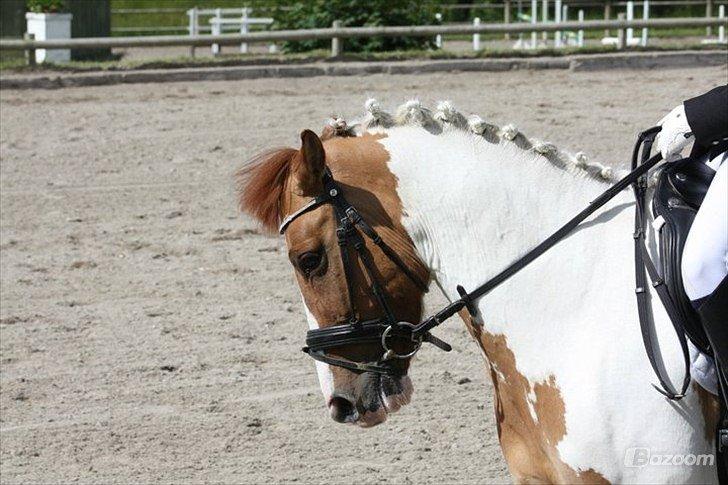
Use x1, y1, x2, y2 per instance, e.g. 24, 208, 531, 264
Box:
459, 311, 609, 484
533, 375, 567, 447
693, 381, 720, 442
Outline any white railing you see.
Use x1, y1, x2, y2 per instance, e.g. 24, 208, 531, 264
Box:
187, 7, 274, 56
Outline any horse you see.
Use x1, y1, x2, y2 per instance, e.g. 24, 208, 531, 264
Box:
236, 99, 720, 484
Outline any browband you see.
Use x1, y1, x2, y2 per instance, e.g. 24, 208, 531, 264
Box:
279, 193, 332, 234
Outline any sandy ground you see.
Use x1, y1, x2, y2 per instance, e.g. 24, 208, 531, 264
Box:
1, 65, 726, 484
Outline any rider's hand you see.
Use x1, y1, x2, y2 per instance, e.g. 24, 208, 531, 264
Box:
655, 104, 693, 162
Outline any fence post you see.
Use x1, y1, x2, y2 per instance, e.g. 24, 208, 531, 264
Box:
211, 8, 221, 56
541, 0, 548, 42
554, 0, 562, 47
719, 5, 726, 43
626, 1, 634, 45
577, 9, 584, 47
604, 1, 612, 37
24, 33, 36, 66
707, 0, 714, 36
617, 12, 627, 49
531, 0, 538, 48
435, 13, 443, 48
473, 17, 481, 51
331, 20, 342, 57
187, 8, 197, 58
240, 7, 249, 54
504, 0, 511, 40
641, 0, 649, 46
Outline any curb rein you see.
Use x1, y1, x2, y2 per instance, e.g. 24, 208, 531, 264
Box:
280, 129, 690, 399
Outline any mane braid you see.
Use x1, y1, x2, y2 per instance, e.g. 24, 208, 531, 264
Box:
354, 99, 623, 183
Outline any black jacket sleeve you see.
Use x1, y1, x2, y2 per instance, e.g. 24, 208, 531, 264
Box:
684, 85, 728, 149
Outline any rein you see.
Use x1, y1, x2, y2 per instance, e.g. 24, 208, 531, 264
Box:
406, 131, 664, 347
281, 128, 688, 398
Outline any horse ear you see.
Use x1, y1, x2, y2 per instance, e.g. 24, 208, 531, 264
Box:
294, 129, 326, 194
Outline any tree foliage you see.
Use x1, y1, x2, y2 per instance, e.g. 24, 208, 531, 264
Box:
26, 0, 68, 13
273, 0, 439, 53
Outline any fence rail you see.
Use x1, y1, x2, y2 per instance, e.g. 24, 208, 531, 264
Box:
2, 18, 725, 60
0, 16, 728, 65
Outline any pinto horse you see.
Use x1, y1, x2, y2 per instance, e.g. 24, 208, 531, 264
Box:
237, 100, 719, 484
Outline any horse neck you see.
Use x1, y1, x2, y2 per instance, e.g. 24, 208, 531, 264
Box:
378, 126, 714, 484
379, 126, 622, 303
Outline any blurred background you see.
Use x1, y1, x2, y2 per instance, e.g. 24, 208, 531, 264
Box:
0, 0, 725, 68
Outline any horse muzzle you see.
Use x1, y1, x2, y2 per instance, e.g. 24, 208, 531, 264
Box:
328, 372, 413, 427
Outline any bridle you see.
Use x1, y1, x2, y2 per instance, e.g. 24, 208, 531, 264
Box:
279, 168, 452, 376
280, 130, 688, 401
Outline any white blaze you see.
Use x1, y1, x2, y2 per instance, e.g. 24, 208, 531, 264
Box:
302, 301, 335, 404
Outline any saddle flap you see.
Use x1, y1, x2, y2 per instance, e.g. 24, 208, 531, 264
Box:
652, 157, 716, 353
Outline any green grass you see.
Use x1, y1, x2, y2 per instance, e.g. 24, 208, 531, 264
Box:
1, 42, 724, 73
111, 0, 281, 36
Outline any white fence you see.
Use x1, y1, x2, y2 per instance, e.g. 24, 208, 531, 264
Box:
186, 8, 274, 56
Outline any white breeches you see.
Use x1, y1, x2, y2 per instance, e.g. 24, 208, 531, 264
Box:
682, 151, 728, 301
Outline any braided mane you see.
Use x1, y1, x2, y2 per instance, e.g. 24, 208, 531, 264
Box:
325, 99, 625, 184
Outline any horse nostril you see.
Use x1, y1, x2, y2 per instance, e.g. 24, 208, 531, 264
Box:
329, 396, 357, 423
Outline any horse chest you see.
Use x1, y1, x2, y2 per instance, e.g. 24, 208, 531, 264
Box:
461, 311, 609, 483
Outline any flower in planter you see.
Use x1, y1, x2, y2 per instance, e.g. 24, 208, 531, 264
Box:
26, 0, 68, 14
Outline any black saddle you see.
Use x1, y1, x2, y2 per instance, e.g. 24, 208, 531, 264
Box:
651, 156, 716, 354
651, 156, 728, 482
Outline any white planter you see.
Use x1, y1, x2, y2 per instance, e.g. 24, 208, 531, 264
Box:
25, 12, 73, 64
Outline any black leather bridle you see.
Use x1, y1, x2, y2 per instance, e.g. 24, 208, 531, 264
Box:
279, 168, 452, 376
281, 132, 685, 397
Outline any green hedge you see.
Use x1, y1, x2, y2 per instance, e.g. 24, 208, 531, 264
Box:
274, 0, 438, 53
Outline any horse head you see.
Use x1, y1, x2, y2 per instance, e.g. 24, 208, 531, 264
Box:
237, 128, 430, 427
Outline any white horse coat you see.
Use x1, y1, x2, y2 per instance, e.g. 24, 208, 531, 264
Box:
360, 103, 717, 483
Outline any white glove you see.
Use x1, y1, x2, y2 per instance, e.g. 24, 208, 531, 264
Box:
655, 104, 693, 162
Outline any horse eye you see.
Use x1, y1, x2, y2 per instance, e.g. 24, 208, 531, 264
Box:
298, 251, 323, 274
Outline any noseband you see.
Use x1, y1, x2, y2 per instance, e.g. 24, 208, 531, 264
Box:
279, 168, 452, 376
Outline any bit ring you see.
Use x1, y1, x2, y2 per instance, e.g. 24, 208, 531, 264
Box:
381, 323, 422, 359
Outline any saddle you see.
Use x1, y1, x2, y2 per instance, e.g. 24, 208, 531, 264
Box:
649, 155, 728, 483
651, 155, 716, 354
